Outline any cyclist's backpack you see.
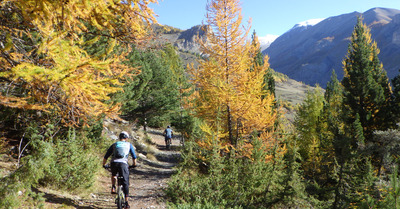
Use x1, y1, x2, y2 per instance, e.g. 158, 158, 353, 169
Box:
113, 141, 130, 159
165, 128, 172, 139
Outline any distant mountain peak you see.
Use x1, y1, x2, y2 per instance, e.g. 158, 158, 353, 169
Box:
259, 34, 279, 51
293, 18, 325, 28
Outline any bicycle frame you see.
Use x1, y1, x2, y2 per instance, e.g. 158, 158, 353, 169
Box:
116, 176, 126, 209
105, 164, 135, 209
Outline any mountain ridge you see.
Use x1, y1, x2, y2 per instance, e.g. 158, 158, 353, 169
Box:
264, 7, 400, 87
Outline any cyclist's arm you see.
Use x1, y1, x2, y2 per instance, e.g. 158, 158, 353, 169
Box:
132, 158, 137, 167
102, 158, 107, 167
103, 145, 113, 166
130, 144, 137, 166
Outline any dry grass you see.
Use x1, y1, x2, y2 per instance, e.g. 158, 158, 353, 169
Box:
146, 153, 157, 161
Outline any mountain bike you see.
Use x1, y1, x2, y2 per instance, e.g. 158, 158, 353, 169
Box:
166, 137, 172, 150
104, 164, 135, 209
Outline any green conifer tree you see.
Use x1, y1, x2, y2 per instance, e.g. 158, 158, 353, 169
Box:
341, 17, 394, 140
120, 48, 180, 129
316, 70, 344, 201
160, 44, 193, 135
294, 87, 325, 179
392, 70, 400, 123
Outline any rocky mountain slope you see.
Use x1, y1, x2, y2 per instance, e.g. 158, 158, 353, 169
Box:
153, 24, 313, 107
264, 7, 400, 87
152, 24, 207, 68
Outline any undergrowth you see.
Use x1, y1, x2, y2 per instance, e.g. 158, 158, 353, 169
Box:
0, 119, 106, 208
166, 138, 319, 208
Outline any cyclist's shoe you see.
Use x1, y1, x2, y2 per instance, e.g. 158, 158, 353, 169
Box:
111, 185, 116, 194
125, 201, 130, 209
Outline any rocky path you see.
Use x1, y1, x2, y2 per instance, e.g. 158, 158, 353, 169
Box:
42, 128, 182, 209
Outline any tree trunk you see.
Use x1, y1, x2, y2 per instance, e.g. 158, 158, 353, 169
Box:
227, 105, 234, 146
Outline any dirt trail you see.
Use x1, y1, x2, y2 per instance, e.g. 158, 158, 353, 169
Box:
42, 128, 181, 209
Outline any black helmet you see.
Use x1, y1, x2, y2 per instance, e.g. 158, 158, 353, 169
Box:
167, 125, 170, 128
119, 131, 129, 140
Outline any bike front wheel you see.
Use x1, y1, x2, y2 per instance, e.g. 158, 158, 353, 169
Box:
116, 186, 125, 209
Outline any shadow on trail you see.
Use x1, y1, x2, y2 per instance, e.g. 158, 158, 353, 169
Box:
131, 167, 176, 179
156, 144, 183, 152
146, 130, 165, 137
139, 157, 177, 169
130, 193, 163, 200
32, 188, 99, 209
154, 152, 182, 164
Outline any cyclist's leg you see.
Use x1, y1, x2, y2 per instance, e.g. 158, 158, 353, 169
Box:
119, 163, 130, 202
110, 162, 118, 193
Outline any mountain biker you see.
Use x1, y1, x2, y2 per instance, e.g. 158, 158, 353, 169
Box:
102, 131, 137, 209
163, 125, 173, 150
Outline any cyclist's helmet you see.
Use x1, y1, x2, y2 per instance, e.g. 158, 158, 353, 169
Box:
167, 125, 170, 128
119, 131, 129, 140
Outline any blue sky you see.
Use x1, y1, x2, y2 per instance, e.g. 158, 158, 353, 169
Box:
149, 0, 400, 38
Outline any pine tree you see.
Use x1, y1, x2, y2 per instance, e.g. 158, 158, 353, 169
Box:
323, 70, 344, 155
341, 16, 394, 140
120, 47, 180, 129
316, 70, 344, 200
294, 86, 325, 179
160, 44, 193, 133
392, 70, 400, 122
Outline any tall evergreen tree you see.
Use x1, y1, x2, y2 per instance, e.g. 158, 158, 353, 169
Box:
161, 44, 194, 136
392, 70, 400, 123
294, 87, 325, 180
341, 17, 394, 141
323, 70, 344, 158
315, 70, 344, 200
120, 47, 180, 130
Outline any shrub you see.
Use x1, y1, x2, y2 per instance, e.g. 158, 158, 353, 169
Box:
0, 123, 102, 207
40, 128, 100, 191
166, 137, 317, 208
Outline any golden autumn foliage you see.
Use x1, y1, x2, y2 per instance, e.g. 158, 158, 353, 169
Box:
190, 0, 278, 156
0, 0, 157, 126
12, 0, 156, 43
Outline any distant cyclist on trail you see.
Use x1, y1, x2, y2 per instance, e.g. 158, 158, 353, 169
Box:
163, 125, 173, 150
102, 131, 137, 209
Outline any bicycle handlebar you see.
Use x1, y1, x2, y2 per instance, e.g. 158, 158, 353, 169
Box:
103, 164, 137, 169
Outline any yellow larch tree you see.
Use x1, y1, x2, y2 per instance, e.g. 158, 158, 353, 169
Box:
0, 0, 157, 126
190, 0, 277, 154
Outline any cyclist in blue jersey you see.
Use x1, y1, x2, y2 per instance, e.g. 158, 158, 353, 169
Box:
103, 131, 137, 209
163, 125, 173, 150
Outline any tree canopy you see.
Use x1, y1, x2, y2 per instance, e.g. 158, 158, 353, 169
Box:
0, 0, 157, 126
190, 0, 277, 154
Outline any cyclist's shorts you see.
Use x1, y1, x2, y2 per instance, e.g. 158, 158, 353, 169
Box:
111, 162, 129, 180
